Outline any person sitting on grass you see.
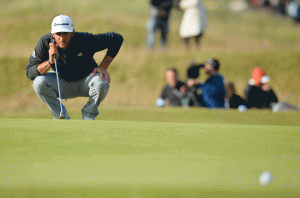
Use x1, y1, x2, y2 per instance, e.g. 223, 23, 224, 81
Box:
158, 68, 187, 107
184, 60, 203, 107
198, 58, 226, 108
224, 81, 246, 109
244, 67, 278, 109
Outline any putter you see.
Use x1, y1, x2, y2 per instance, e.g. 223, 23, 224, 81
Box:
52, 37, 64, 119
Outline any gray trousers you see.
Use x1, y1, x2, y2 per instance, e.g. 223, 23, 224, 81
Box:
33, 72, 109, 119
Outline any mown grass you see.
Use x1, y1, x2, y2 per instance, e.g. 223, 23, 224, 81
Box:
0, 0, 300, 112
2, 106, 300, 126
0, 115, 300, 197
1, 3, 300, 197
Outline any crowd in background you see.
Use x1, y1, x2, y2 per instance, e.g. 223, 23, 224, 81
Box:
146, 0, 207, 50
147, 0, 299, 111
146, 0, 300, 51
156, 59, 298, 112
248, 0, 300, 23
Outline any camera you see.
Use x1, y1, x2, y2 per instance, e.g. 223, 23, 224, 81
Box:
186, 60, 204, 79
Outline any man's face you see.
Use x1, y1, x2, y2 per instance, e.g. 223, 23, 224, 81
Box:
52, 31, 74, 49
204, 63, 215, 76
165, 70, 177, 87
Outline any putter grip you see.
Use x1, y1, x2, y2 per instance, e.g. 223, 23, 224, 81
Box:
51, 36, 56, 44
51, 37, 57, 60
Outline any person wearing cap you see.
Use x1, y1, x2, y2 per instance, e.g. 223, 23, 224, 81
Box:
26, 15, 123, 120
197, 58, 226, 108
244, 67, 278, 109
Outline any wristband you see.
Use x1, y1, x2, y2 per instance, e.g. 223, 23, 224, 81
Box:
48, 60, 54, 66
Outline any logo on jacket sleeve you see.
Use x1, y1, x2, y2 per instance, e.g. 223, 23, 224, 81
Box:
31, 50, 36, 58
77, 52, 83, 56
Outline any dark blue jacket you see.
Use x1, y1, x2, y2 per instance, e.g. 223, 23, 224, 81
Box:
199, 73, 226, 108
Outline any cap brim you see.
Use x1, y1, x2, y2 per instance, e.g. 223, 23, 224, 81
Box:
51, 28, 73, 34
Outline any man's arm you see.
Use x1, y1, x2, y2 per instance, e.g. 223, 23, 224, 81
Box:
26, 37, 49, 80
160, 85, 169, 99
261, 84, 278, 103
37, 42, 59, 75
91, 32, 123, 84
37, 61, 52, 75
88, 33, 123, 84
267, 89, 278, 103
98, 55, 113, 70
92, 32, 123, 59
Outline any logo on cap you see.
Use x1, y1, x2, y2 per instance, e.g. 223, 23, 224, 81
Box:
54, 23, 70, 26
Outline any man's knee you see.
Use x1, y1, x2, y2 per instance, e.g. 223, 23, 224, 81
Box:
33, 76, 47, 94
94, 79, 109, 93
89, 76, 110, 100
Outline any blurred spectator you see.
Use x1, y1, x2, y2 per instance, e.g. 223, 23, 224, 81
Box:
184, 61, 204, 107
178, 0, 207, 49
271, 101, 299, 112
198, 59, 226, 108
248, 0, 265, 9
293, 0, 300, 23
186, 78, 202, 107
159, 68, 187, 106
244, 67, 278, 109
224, 81, 246, 109
287, 0, 300, 23
277, 0, 287, 15
146, 0, 174, 49
247, 0, 300, 24
287, 0, 298, 17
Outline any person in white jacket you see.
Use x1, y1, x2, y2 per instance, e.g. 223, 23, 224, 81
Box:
178, 0, 207, 49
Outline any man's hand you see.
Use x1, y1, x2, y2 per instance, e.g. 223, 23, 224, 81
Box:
95, 55, 113, 84
49, 43, 59, 64
179, 85, 187, 94
93, 66, 111, 84
187, 79, 198, 87
156, 9, 165, 19
261, 83, 271, 92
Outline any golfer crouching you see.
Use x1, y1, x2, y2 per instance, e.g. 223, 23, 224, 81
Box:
26, 15, 123, 120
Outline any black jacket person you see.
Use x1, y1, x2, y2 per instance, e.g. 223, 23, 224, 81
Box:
26, 15, 123, 120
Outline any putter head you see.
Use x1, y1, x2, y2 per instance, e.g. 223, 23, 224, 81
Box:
59, 112, 64, 119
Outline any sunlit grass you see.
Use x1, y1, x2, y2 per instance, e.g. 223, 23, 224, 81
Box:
0, 114, 300, 197
0, 0, 300, 111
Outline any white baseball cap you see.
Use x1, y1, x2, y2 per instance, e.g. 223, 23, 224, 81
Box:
51, 15, 74, 33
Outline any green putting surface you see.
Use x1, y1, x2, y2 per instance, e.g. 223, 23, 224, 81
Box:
1, 113, 300, 197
